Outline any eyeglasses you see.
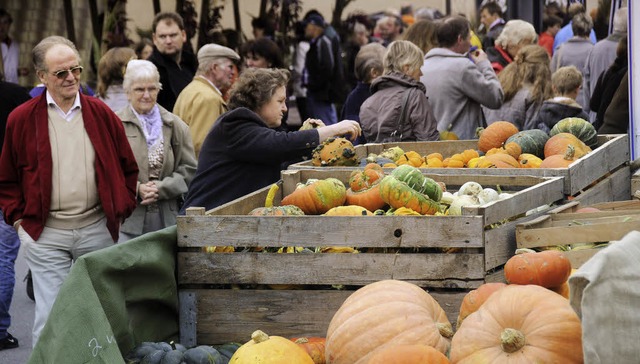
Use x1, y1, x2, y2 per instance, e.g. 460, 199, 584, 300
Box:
132, 86, 160, 95
51, 66, 83, 79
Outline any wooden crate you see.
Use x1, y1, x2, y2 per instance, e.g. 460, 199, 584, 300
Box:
289, 134, 629, 196
516, 200, 640, 268
177, 170, 565, 346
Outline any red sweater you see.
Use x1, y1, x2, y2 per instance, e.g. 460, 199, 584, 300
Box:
0, 92, 139, 241
539, 32, 554, 56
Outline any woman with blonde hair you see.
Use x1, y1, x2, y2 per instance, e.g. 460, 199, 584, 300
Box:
359, 40, 439, 142
97, 47, 136, 112
483, 44, 552, 130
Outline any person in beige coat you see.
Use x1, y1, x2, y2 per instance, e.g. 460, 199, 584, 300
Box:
173, 44, 239, 157
117, 60, 197, 241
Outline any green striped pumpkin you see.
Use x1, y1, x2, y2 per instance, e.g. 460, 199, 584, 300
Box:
550, 118, 598, 149
505, 130, 549, 159
390, 165, 442, 202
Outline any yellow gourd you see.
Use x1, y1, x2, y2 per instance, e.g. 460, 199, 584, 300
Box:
396, 151, 423, 167
230, 330, 314, 364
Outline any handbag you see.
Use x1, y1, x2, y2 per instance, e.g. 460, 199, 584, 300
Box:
387, 87, 414, 142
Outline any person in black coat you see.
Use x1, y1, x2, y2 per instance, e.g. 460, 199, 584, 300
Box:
179, 68, 361, 212
590, 36, 627, 131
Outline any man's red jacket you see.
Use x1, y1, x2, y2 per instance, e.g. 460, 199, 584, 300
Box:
0, 92, 139, 241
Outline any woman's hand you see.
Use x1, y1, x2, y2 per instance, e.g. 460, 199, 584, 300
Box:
300, 118, 326, 130
317, 119, 362, 142
139, 181, 159, 205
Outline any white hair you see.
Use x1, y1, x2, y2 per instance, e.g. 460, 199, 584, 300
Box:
495, 20, 537, 48
613, 7, 628, 34
123, 59, 162, 91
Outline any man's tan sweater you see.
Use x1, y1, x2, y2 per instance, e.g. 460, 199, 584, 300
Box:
46, 108, 103, 229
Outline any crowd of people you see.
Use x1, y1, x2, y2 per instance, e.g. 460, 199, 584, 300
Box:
0, 1, 631, 353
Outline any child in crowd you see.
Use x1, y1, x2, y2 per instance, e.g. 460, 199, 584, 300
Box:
533, 65, 589, 133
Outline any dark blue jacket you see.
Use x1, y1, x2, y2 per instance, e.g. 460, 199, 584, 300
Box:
180, 108, 320, 212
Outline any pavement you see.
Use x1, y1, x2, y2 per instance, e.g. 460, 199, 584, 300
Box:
0, 246, 34, 364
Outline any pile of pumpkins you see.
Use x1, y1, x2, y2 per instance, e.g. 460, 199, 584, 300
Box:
131, 250, 580, 363
355, 117, 598, 170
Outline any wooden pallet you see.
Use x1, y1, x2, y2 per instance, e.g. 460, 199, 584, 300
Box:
516, 200, 640, 268
177, 170, 565, 345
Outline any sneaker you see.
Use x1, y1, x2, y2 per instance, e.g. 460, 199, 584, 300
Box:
0, 333, 19, 350
24, 270, 35, 301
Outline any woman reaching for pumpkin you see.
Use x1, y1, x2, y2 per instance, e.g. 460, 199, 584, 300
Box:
179, 68, 361, 212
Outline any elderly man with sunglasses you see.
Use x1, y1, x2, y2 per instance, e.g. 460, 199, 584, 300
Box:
0, 35, 139, 347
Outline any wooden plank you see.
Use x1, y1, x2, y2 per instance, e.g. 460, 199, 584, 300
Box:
563, 248, 607, 268
179, 291, 197, 348
186, 288, 468, 344
573, 165, 631, 206
547, 210, 640, 221
566, 134, 629, 195
516, 220, 640, 247
590, 200, 640, 210
178, 252, 486, 286
177, 215, 485, 248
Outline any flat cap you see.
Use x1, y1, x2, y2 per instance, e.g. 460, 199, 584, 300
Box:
197, 44, 240, 63
305, 14, 326, 28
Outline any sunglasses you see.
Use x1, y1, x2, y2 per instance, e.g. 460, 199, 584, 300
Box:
51, 66, 83, 79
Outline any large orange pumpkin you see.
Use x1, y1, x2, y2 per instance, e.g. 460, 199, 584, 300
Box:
456, 282, 506, 328
477, 121, 519, 153
544, 133, 591, 159
450, 285, 583, 363
326, 280, 451, 364
366, 344, 450, 364
291, 337, 326, 364
540, 145, 577, 168
504, 250, 572, 288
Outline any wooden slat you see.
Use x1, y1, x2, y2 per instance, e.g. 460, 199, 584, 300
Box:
563, 248, 607, 268
573, 165, 631, 206
178, 252, 486, 286
177, 215, 485, 248
184, 288, 469, 344
179, 291, 197, 348
516, 219, 640, 247
548, 210, 640, 221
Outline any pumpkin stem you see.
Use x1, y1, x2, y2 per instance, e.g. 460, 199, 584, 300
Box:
436, 322, 454, 338
294, 337, 309, 344
500, 328, 526, 353
563, 145, 576, 161
251, 330, 270, 344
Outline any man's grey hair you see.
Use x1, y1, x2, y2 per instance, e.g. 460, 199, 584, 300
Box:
32, 36, 81, 72
613, 7, 628, 34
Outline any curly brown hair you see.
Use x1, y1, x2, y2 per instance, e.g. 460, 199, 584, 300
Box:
228, 68, 290, 111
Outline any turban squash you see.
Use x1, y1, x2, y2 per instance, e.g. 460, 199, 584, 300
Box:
345, 164, 386, 211
378, 165, 442, 215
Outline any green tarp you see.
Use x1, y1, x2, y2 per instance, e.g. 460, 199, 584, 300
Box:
28, 226, 180, 364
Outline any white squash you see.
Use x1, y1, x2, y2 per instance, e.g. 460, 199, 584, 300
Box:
458, 182, 483, 197
477, 188, 499, 205
448, 195, 479, 215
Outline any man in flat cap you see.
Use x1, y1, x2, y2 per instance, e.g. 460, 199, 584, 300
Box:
173, 43, 239, 157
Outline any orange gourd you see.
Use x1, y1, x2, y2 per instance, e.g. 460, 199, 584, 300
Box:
427, 158, 444, 168
281, 178, 346, 215
439, 130, 459, 140
366, 344, 450, 364
348, 164, 384, 192
477, 121, 519, 153
450, 285, 583, 363
345, 184, 386, 211
311, 137, 357, 166
456, 282, 506, 328
518, 153, 543, 168
324, 205, 373, 216
446, 158, 465, 168
477, 153, 520, 168
396, 151, 423, 167
460, 149, 480, 164
504, 250, 572, 288
426, 152, 444, 161
326, 280, 451, 364
540, 145, 577, 168
544, 133, 591, 158
291, 337, 326, 364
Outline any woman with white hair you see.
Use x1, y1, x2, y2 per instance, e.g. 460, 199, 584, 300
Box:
486, 19, 538, 74
116, 60, 197, 241
359, 40, 439, 142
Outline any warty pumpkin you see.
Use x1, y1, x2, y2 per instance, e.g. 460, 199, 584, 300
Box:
281, 178, 347, 215
248, 205, 305, 216
477, 121, 519, 153
550, 117, 598, 149
312, 137, 358, 166
378, 175, 441, 215
366, 344, 450, 364
325, 280, 451, 364
291, 337, 326, 364
504, 250, 572, 288
456, 282, 507, 328
230, 330, 314, 364
517, 153, 543, 168
450, 284, 583, 364
544, 132, 591, 158
348, 163, 384, 192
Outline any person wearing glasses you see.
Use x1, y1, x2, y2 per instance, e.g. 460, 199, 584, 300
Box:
116, 60, 196, 241
0, 35, 139, 346
173, 44, 239, 157
148, 12, 198, 111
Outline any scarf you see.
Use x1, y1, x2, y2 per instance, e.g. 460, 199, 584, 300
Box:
133, 104, 163, 148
